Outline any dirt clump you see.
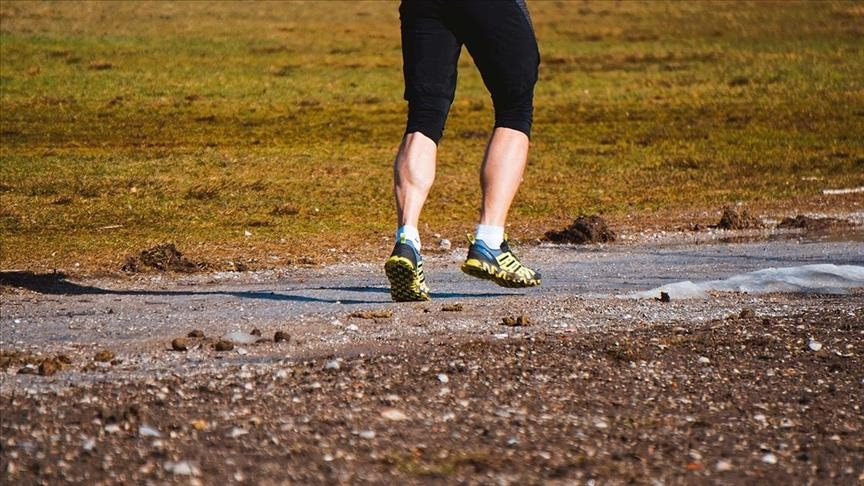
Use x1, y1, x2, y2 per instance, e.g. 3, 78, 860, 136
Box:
171, 338, 189, 351
122, 243, 204, 273
501, 315, 532, 327
544, 215, 617, 244
274, 331, 290, 343
187, 330, 205, 338
717, 206, 763, 229
214, 340, 234, 352
776, 215, 855, 232
93, 349, 115, 362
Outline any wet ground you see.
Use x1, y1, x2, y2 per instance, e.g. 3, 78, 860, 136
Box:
1, 228, 863, 484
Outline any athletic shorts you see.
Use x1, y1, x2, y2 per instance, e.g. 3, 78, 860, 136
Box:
399, 0, 540, 143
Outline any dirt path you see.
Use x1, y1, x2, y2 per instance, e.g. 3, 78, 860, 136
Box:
1, 232, 862, 483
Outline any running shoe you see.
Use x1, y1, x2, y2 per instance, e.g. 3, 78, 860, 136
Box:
461, 235, 541, 288
384, 237, 430, 302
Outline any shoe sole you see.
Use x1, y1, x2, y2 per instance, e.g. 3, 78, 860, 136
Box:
385, 256, 430, 302
461, 259, 541, 288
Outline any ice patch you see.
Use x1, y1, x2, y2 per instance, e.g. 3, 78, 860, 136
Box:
628, 264, 864, 300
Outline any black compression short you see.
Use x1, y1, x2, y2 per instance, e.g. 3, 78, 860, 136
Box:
399, 0, 540, 144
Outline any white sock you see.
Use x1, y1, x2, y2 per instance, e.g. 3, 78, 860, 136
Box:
396, 225, 421, 251
475, 224, 504, 250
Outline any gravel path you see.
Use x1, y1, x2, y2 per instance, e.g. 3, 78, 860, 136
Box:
2, 232, 862, 483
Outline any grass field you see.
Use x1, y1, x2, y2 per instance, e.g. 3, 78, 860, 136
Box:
1, 1, 862, 272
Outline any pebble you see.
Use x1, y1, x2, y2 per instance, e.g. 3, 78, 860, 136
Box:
381, 409, 408, 421
438, 238, 451, 250
274, 331, 290, 343
164, 460, 200, 476
437, 373, 449, 383
188, 330, 205, 338
82, 438, 96, 452
697, 356, 710, 364
359, 430, 376, 439
762, 453, 778, 465
236, 348, 248, 356
104, 424, 121, 434
346, 324, 360, 332
325, 360, 341, 370
594, 420, 609, 429
715, 459, 733, 471
228, 427, 248, 438
138, 425, 161, 438
171, 338, 189, 351
808, 339, 823, 352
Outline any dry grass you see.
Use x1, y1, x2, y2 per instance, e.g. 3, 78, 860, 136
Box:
1, 1, 862, 272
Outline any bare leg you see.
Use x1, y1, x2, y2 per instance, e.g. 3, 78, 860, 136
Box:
394, 131, 438, 228
479, 127, 529, 227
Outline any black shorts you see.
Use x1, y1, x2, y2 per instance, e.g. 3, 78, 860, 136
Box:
399, 0, 540, 143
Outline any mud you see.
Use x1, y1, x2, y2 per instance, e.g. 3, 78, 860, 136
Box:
544, 215, 617, 244
121, 243, 205, 273
717, 206, 763, 230
777, 214, 856, 233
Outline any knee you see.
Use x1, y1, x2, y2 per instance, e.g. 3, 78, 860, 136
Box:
492, 88, 534, 138
405, 96, 452, 144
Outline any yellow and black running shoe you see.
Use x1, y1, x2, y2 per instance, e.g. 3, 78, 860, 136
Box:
461, 235, 541, 288
384, 238, 430, 302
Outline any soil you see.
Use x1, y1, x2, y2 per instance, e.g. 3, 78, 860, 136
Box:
2, 225, 863, 484
544, 215, 617, 244
716, 207, 763, 230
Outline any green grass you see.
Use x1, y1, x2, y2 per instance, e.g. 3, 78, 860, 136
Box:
1, 1, 863, 272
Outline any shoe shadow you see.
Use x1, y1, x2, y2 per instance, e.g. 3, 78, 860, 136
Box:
0, 271, 386, 305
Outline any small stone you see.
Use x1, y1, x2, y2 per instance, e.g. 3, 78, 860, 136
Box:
39, 358, 60, 376
274, 331, 290, 343
171, 338, 189, 351
236, 347, 248, 356
381, 409, 408, 421
214, 340, 234, 352
104, 424, 121, 434
94, 350, 115, 362
501, 316, 517, 327
82, 438, 96, 452
228, 427, 248, 438
346, 324, 360, 332
325, 360, 341, 370
164, 460, 200, 476
190, 419, 207, 431
698, 356, 710, 364
807, 339, 822, 352
437, 373, 449, 383
438, 238, 451, 250
251, 328, 262, 336
187, 330, 205, 338
739, 308, 756, 319
442, 303, 463, 312
761, 453, 778, 465
658, 291, 671, 303
715, 459, 733, 472
17, 365, 37, 375
358, 430, 376, 439
594, 420, 609, 429
516, 315, 532, 326
138, 425, 161, 438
